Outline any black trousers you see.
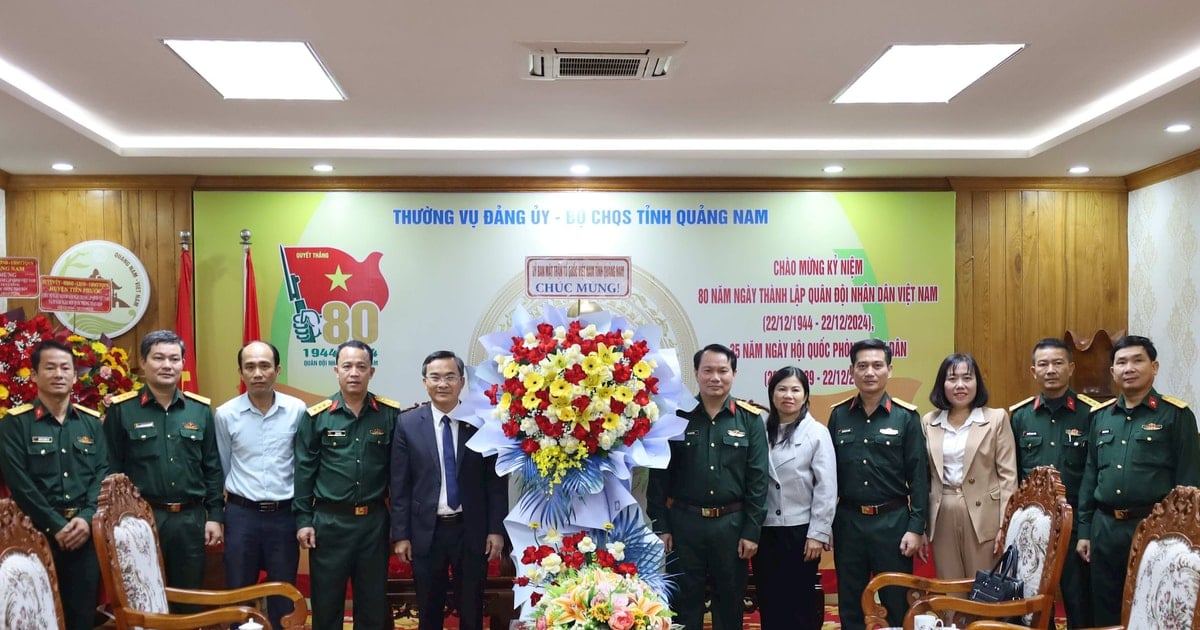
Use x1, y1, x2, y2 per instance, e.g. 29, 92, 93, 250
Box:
411, 519, 489, 630
754, 523, 821, 630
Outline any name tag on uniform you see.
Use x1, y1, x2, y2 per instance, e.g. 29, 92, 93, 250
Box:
31, 436, 53, 444
1098, 429, 1112, 436
1023, 430, 1039, 437
879, 428, 899, 436
1142, 423, 1163, 431
837, 428, 852, 435
325, 429, 348, 438
133, 422, 154, 429
727, 429, 746, 438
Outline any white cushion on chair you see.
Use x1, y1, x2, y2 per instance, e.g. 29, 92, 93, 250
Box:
1127, 535, 1200, 630
114, 514, 170, 619
1004, 504, 1052, 625
0, 551, 59, 628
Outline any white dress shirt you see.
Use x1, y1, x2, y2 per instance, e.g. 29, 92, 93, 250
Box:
930, 407, 986, 487
433, 403, 463, 516
214, 390, 307, 501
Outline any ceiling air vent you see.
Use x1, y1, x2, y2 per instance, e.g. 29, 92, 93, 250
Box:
524, 42, 684, 80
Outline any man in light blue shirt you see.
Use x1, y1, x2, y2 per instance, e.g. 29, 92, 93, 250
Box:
214, 340, 307, 630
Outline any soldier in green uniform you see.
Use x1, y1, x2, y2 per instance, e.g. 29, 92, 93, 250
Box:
295, 340, 400, 630
828, 338, 927, 630
1009, 338, 1098, 628
1076, 335, 1200, 626
104, 330, 224, 596
647, 343, 769, 630
0, 340, 108, 630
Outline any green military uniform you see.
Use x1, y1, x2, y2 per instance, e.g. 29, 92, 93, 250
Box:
646, 396, 769, 630
1078, 389, 1200, 626
104, 388, 224, 594
828, 393, 927, 630
295, 391, 399, 630
0, 400, 108, 630
1010, 390, 1098, 628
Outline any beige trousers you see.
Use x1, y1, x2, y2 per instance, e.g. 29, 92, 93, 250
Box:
932, 488, 999, 579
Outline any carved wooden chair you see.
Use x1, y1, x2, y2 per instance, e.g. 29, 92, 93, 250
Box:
967, 484, 1200, 630
93, 473, 308, 629
862, 466, 1072, 629
0, 498, 66, 629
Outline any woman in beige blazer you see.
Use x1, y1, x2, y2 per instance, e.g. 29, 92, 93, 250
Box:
921, 353, 1018, 579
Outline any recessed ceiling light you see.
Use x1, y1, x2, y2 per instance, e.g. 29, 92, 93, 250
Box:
1166, 123, 1192, 133
569, 163, 590, 176
835, 43, 1025, 104
1068, 165, 1090, 174
51, 162, 74, 171
312, 163, 334, 172
163, 39, 345, 100
823, 165, 845, 174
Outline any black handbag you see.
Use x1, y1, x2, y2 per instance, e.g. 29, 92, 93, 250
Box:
968, 544, 1024, 621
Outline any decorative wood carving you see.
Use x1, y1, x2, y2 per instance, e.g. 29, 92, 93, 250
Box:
1065, 329, 1126, 401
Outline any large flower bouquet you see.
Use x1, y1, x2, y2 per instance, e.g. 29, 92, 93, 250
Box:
467, 304, 689, 619
65, 334, 138, 413
517, 512, 673, 630
0, 313, 55, 415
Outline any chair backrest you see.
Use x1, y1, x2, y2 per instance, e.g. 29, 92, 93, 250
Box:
0, 498, 65, 629
997, 466, 1073, 623
92, 473, 171, 626
1123, 485, 1200, 628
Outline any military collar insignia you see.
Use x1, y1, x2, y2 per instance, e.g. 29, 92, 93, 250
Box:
1147, 396, 1158, 410
1066, 396, 1076, 411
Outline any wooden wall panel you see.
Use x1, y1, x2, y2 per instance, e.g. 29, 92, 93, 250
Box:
3, 180, 193, 370
6, 175, 1127, 404
952, 183, 1128, 408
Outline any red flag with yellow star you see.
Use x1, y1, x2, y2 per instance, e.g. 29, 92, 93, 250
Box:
175, 245, 199, 393
279, 246, 389, 312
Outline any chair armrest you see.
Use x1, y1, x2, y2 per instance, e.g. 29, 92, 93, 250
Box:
910, 594, 1051, 627
125, 606, 268, 629
861, 572, 975, 628
166, 582, 309, 629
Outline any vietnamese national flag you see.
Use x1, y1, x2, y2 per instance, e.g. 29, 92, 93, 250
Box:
279, 247, 389, 312
175, 246, 199, 393
240, 246, 261, 394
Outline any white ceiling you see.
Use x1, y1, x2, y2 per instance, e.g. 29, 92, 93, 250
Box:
1, 0, 1199, 179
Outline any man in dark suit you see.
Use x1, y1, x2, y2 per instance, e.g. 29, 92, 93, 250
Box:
390, 350, 508, 630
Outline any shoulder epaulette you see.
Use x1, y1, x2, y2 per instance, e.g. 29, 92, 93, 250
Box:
72, 403, 101, 417
891, 397, 918, 412
374, 396, 401, 409
830, 395, 854, 408
307, 399, 333, 416
736, 399, 766, 415
1009, 396, 1036, 413
109, 390, 139, 405
6, 403, 33, 416
1076, 394, 1102, 409
1091, 398, 1118, 413
1162, 395, 1189, 409
182, 391, 211, 406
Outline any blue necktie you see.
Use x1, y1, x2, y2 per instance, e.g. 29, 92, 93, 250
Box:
441, 415, 460, 510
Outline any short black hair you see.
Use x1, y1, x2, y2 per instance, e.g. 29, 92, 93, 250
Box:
929, 353, 990, 410
1111, 335, 1157, 362
693, 343, 737, 371
849, 338, 892, 366
335, 340, 375, 363
140, 330, 185, 360
31, 340, 75, 371
237, 340, 281, 368
421, 350, 464, 376
1031, 337, 1072, 362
